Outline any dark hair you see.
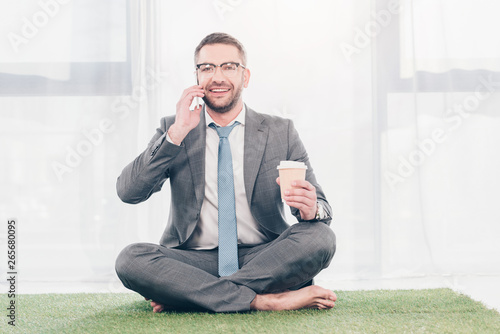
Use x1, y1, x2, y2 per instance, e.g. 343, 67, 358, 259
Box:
194, 32, 247, 66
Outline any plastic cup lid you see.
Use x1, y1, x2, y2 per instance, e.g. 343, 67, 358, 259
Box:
276, 161, 307, 169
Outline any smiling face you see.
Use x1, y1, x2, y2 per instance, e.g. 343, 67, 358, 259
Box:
196, 43, 250, 114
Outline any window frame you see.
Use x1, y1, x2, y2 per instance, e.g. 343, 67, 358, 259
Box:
0, 1, 131, 97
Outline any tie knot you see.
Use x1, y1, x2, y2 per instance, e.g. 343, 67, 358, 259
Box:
210, 121, 240, 138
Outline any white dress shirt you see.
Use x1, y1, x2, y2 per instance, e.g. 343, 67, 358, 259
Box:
175, 106, 270, 249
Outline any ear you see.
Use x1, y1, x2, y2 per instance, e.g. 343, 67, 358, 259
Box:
243, 68, 251, 88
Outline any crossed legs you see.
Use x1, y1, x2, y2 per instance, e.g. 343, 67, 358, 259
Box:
115, 222, 336, 313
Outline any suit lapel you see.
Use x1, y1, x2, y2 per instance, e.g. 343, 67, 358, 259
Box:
244, 106, 269, 204
183, 106, 268, 207
183, 110, 206, 207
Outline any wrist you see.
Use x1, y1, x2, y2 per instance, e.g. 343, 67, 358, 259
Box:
167, 124, 189, 145
300, 203, 318, 221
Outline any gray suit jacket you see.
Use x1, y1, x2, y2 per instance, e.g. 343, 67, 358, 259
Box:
117, 105, 332, 248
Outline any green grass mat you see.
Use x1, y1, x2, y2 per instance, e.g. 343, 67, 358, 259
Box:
1, 288, 499, 333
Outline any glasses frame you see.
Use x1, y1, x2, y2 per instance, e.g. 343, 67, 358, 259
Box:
195, 62, 246, 77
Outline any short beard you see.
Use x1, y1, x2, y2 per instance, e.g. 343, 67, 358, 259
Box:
203, 84, 243, 114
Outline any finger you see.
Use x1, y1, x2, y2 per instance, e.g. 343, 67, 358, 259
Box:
181, 85, 204, 99
284, 198, 315, 213
179, 88, 204, 109
284, 195, 317, 219
286, 180, 317, 201
284, 190, 316, 203
184, 90, 204, 105
284, 188, 316, 203
285, 196, 316, 209
276, 177, 280, 186
193, 103, 203, 113
291, 179, 315, 191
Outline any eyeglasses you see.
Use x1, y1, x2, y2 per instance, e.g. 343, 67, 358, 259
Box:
196, 62, 246, 77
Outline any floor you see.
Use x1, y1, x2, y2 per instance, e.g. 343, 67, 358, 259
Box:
8, 275, 500, 312
317, 275, 500, 312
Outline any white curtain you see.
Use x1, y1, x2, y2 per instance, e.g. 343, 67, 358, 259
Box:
1, 0, 499, 294
381, 0, 500, 279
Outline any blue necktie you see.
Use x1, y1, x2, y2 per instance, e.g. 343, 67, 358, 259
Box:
210, 121, 240, 276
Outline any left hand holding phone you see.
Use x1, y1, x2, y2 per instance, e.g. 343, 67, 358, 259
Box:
168, 85, 204, 145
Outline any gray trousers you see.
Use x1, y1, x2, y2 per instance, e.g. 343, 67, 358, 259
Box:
115, 222, 336, 313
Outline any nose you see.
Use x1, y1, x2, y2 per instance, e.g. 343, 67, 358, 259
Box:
211, 65, 226, 82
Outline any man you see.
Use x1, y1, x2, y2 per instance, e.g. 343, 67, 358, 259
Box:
115, 32, 336, 313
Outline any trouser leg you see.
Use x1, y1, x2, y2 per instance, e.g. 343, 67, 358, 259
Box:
115, 222, 335, 313
115, 243, 256, 313
231, 222, 336, 293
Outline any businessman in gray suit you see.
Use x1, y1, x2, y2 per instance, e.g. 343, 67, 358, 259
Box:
115, 33, 336, 313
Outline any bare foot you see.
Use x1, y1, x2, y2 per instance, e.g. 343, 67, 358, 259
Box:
144, 297, 166, 313
250, 285, 337, 311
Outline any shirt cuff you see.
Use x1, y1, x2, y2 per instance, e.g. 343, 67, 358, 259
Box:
166, 131, 175, 145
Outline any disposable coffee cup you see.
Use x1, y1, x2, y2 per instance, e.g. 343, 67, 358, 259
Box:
277, 161, 307, 201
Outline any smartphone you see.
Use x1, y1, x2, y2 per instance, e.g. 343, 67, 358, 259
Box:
194, 72, 202, 109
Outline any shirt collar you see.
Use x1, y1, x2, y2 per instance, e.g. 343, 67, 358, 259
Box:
205, 104, 246, 128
